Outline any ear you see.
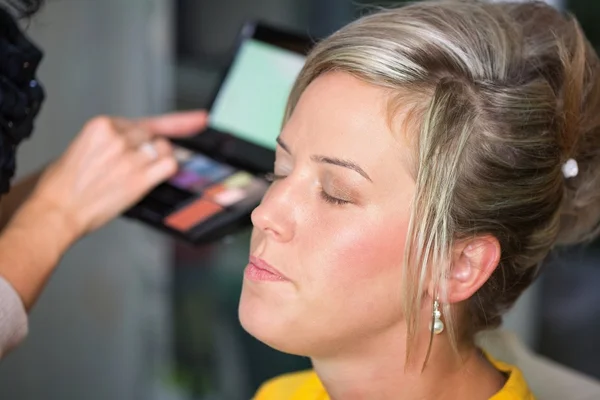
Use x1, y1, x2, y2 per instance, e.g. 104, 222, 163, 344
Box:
429, 235, 501, 304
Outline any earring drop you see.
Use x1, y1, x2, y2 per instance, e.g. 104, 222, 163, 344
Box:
430, 299, 444, 335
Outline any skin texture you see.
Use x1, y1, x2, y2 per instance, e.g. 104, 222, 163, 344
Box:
239, 72, 504, 400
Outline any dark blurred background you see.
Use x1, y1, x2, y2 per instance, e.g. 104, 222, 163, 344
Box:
0, 0, 597, 399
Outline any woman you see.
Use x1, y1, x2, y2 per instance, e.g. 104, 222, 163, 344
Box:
239, 1, 600, 399
0, 0, 206, 357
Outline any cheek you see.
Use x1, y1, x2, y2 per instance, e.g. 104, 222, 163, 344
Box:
308, 208, 409, 290
294, 208, 411, 343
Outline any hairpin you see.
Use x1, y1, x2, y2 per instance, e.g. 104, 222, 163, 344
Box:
562, 158, 578, 179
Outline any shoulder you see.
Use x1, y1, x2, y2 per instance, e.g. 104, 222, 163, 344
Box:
486, 353, 536, 400
253, 370, 319, 400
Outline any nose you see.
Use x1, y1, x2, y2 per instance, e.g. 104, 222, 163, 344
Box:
250, 179, 296, 243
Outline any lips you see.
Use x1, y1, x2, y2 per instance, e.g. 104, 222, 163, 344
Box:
245, 255, 289, 282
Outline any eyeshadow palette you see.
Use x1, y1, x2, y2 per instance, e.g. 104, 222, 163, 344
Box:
124, 21, 312, 244
126, 145, 269, 243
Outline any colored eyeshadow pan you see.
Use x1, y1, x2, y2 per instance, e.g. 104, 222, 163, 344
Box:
164, 198, 223, 232
213, 187, 246, 207
185, 155, 234, 182
171, 153, 236, 193
205, 164, 235, 182
170, 170, 202, 188
204, 183, 226, 198
223, 171, 254, 188
185, 155, 214, 173
203, 173, 259, 207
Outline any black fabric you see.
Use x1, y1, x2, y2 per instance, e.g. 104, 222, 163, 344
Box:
0, 6, 44, 194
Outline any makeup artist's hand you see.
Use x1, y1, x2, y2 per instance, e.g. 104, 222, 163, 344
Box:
27, 110, 207, 242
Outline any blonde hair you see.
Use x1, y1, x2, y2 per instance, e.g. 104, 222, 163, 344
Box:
283, 0, 600, 361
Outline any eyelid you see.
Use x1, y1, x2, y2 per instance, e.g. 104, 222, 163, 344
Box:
320, 190, 350, 206
322, 173, 360, 201
325, 184, 354, 201
267, 159, 362, 206
265, 172, 354, 206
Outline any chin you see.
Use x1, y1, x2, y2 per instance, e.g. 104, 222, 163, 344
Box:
238, 283, 309, 356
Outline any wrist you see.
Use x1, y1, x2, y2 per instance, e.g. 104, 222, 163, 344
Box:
0, 195, 80, 311
12, 194, 82, 251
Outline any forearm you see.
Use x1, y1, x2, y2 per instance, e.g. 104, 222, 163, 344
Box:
0, 169, 44, 230
0, 196, 77, 311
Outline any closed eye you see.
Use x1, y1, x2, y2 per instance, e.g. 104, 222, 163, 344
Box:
266, 172, 351, 206
320, 191, 350, 205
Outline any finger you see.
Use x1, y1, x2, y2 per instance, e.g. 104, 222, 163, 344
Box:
152, 138, 174, 158
121, 146, 176, 196
138, 138, 173, 163
138, 141, 159, 161
129, 126, 154, 149
143, 156, 179, 188
112, 120, 154, 150
137, 110, 208, 138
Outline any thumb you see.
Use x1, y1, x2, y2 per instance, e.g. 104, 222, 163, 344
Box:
138, 110, 208, 137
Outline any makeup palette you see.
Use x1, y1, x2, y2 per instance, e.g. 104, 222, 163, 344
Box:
125, 21, 312, 243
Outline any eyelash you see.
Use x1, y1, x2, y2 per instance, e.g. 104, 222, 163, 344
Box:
264, 172, 350, 206
264, 172, 287, 182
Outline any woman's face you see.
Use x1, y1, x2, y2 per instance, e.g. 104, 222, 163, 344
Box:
239, 72, 416, 358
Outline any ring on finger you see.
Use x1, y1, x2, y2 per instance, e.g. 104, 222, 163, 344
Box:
139, 141, 158, 160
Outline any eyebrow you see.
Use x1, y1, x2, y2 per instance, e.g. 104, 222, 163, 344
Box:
276, 137, 373, 182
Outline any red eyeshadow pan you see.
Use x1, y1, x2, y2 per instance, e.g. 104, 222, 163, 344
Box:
164, 198, 223, 232
204, 183, 226, 198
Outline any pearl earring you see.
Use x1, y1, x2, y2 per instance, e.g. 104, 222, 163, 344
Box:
430, 299, 444, 335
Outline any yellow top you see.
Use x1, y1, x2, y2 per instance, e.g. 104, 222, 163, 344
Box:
254, 353, 535, 400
